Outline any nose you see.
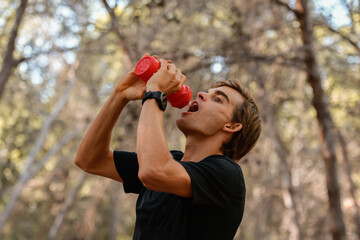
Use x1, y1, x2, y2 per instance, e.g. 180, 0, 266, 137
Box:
197, 91, 206, 101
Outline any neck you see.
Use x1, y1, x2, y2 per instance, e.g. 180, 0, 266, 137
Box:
182, 134, 224, 162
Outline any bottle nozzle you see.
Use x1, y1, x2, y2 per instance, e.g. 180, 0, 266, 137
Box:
167, 85, 192, 108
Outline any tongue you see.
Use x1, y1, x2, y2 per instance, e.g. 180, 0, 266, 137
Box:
188, 104, 198, 112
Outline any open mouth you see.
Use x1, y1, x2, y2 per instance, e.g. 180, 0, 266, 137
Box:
187, 101, 199, 112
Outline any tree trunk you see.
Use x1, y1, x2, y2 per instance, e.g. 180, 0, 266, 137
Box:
337, 129, 360, 240
295, 0, 346, 239
47, 172, 88, 240
255, 65, 302, 240
109, 183, 122, 240
0, 129, 79, 235
77, 178, 112, 240
0, 64, 77, 234
0, 0, 28, 99
268, 107, 301, 240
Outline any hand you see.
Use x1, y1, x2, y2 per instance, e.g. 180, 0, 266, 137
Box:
146, 59, 187, 96
115, 54, 149, 101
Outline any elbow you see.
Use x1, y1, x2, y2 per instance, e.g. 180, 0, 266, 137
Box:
74, 155, 83, 169
74, 151, 90, 172
138, 168, 162, 190
74, 143, 87, 169
74, 154, 85, 170
137, 153, 172, 189
138, 169, 152, 187
73, 144, 97, 173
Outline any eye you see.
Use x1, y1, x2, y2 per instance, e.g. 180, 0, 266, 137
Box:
214, 97, 222, 103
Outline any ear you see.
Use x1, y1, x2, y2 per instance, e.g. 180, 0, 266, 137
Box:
223, 122, 242, 133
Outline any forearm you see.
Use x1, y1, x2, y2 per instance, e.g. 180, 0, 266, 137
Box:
137, 100, 173, 175
75, 89, 129, 168
136, 57, 187, 182
136, 99, 192, 197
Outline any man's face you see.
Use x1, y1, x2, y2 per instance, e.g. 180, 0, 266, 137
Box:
176, 86, 244, 137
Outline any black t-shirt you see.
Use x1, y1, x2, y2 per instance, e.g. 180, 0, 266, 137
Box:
113, 150, 246, 240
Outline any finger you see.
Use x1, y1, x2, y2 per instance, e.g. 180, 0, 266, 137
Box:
153, 55, 158, 60
168, 64, 177, 74
175, 68, 182, 79
143, 53, 150, 58
167, 60, 172, 64
180, 74, 187, 85
159, 59, 168, 70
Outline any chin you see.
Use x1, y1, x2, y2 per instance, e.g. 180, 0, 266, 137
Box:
176, 118, 185, 132
176, 118, 192, 135
177, 118, 207, 137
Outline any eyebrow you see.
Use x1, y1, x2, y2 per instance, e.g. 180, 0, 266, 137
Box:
204, 89, 230, 103
214, 90, 229, 103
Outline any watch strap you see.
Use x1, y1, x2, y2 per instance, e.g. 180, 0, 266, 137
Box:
142, 91, 167, 111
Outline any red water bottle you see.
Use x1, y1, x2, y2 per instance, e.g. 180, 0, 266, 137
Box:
134, 56, 192, 109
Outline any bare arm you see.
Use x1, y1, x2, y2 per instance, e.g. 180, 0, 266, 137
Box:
75, 67, 146, 182
137, 60, 192, 197
74, 90, 128, 182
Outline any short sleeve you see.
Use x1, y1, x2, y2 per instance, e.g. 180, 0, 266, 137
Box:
113, 151, 143, 194
179, 156, 245, 208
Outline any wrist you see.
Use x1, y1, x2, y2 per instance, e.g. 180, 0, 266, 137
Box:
146, 81, 162, 92
112, 88, 130, 105
146, 86, 159, 91
116, 70, 139, 88
142, 91, 167, 111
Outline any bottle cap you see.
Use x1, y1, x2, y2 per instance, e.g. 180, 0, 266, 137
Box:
134, 56, 161, 82
167, 85, 193, 108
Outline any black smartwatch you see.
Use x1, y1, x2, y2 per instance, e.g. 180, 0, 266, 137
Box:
142, 91, 167, 111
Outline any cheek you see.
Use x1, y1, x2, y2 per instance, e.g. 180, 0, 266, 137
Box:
202, 113, 227, 133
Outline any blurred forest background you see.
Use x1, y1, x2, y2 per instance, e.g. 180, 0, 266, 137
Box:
0, 0, 359, 239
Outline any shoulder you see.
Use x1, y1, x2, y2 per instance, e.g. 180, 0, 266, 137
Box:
181, 154, 245, 185
180, 154, 246, 208
204, 154, 242, 168
202, 155, 244, 177
203, 155, 246, 202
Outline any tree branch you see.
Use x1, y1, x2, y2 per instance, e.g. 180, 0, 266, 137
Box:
47, 172, 88, 240
0, 62, 79, 234
272, 0, 301, 16
101, 0, 134, 69
318, 21, 360, 55
0, 0, 28, 99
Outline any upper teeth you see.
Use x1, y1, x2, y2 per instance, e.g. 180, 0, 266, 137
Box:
188, 102, 198, 112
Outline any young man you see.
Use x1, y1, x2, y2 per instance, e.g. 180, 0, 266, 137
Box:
75, 55, 261, 240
